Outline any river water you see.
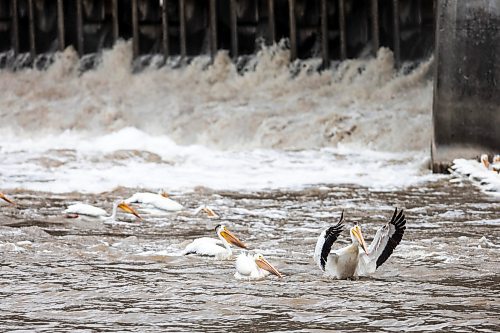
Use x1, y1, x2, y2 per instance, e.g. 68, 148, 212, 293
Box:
1, 180, 499, 332
0, 43, 499, 331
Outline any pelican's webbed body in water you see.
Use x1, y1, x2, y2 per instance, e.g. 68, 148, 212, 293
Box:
314, 208, 406, 279
125, 191, 183, 212
64, 200, 141, 222
182, 225, 248, 260
234, 252, 283, 280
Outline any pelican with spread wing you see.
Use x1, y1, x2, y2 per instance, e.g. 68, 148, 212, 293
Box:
314, 208, 406, 279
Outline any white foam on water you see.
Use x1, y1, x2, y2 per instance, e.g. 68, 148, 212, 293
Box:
0, 42, 438, 193
0, 127, 437, 193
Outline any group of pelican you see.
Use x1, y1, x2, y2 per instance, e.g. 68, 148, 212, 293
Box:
481, 154, 500, 173
181, 207, 406, 280
2, 190, 407, 281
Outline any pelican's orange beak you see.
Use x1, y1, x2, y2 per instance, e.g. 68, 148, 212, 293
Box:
203, 207, 219, 218
0, 193, 16, 205
220, 228, 248, 249
352, 226, 368, 254
118, 202, 142, 220
256, 256, 283, 278
160, 191, 169, 198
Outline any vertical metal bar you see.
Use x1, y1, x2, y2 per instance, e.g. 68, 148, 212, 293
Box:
268, 0, 275, 44
338, 0, 346, 60
11, 0, 19, 55
132, 0, 139, 58
162, 0, 170, 58
392, 0, 400, 66
76, 0, 84, 56
27, 0, 35, 58
112, 0, 119, 42
370, 0, 379, 55
320, 0, 329, 67
209, 0, 217, 59
179, 0, 187, 59
229, 0, 238, 59
57, 0, 65, 51
288, 0, 297, 60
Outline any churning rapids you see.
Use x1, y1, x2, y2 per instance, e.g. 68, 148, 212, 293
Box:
0, 43, 499, 332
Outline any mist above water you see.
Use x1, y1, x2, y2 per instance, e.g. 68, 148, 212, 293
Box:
0, 41, 433, 152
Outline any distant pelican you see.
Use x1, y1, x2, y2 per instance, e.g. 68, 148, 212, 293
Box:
182, 224, 247, 260
192, 205, 219, 218
0, 192, 15, 205
125, 190, 183, 211
64, 200, 141, 222
481, 154, 500, 173
235, 252, 283, 280
314, 208, 406, 279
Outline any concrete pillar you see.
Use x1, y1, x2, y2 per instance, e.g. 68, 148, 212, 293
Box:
432, 0, 500, 172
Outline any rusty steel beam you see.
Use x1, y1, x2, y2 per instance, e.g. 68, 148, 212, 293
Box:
371, 0, 379, 55
268, 0, 275, 44
179, 0, 187, 59
209, 0, 217, 59
338, 0, 346, 60
27, 0, 35, 58
392, 0, 400, 66
162, 0, 170, 58
288, 0, 297, 60
76, 0, 84, 55
132, 0, 139, 57
230, 0, 238, 58
320, 0, 329, 67
112, 0, 119, 42
11, 0, 19, 55
57, 0, 65, 51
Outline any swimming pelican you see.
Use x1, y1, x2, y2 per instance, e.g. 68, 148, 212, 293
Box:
0, 192, 15, 205
235, 252, 283, 280
481, 154, 500, 173
64, 200, 141, 222
125, 190, 183, 211
182, 225, 247, 260
192, 205, 219, 218
314, 208, 406, 279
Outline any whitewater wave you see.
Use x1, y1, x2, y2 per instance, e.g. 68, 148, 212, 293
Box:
0, 127, 437, 193
0, 41, 432, 151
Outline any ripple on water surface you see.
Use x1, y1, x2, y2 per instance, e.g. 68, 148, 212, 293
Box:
0, 181, 499, 332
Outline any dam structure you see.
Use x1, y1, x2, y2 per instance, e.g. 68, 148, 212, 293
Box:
0, 0, 498, 170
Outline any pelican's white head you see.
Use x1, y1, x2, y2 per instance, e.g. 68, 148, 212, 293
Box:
493, 155, 500, 164
254, 253, 283, 278
0, 192, 15, 205
350, 222, 368, 254
215, 225, 248, 249
481, 154, 490, 168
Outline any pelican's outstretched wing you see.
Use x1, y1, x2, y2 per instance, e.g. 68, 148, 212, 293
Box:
314, 211, 344, 271
357, 208, 406, 275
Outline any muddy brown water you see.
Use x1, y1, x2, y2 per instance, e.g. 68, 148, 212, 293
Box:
0, 180, 499, 332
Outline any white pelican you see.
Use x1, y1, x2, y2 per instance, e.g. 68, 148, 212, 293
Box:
0, 192, 15, 205
192, 205, 219, 218
481, 154, 500, 173
314, 208, 406, 279
235, 252, 283, 280
125, 190, 183, 211
64, 200, 141, 222
182, 224, 247, 260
